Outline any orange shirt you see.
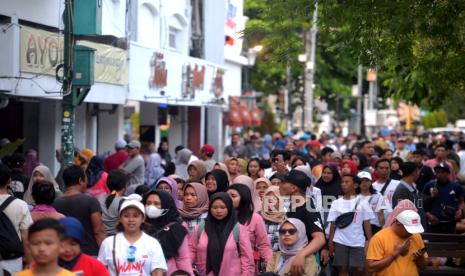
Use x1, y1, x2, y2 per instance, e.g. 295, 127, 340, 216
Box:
16, 268, 76, 276
367, 227, 426, 276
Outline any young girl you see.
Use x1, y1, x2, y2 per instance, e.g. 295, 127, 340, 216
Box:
254, 177, 271, 199
227, 184, 273, 274
30, 180, 65, 222
98, 200, 167, 276
357, 171, 386, 234
24, 165, 61, 205
247, 158, 263, 181
143, 189, 194, 275
205, 169, 230, 198
101, 170, 128, 236
327, 174, 374, 276
189, 192, 255, 276
260, 186, 285, 252
178, 183, 209, 234
266, 218, 318, 276
187, 160, 207, 182
155, 177, 183, 208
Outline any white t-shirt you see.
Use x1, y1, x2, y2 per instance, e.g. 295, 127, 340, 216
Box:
360, 193, 388, 227
327, 196, 375, 247
372, 179, 399, 214
98, 232, 167, 276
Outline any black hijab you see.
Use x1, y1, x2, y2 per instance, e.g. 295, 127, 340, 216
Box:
205, 192, 238, 275
315, 164, 343, 199
355, 153, 369, 171
86, 155, 105, 187
142, 189, 187, 260
206, 169, 229, 197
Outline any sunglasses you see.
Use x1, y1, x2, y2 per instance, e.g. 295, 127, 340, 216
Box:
127, 245, 137, 262
279, 228, 297, 235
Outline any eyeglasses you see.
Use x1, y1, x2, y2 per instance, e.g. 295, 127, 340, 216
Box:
127, 245, 137, 262
279, 228, 297, 235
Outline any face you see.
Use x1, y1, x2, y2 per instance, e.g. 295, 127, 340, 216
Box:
412, 154, 423, 165
161, 142, 168, 151
279, 222, 298, 246
271, 178, 282, 186
256, 182, 268, 198
227, 160, 238, 174
376, 161, 391, 178
341, 176, 357, 195
341, 164, 352, 175
226, 189, 241, 209
363, 143, 374, 156
232, 134, 240, 144
383, 150, 393, 160
210, 199, 228, 220
359, 178, 372, 192
248, 161, 260, 176
435, 147, 446, 159
205, 175, 217, 193
127, 147, 139, 157
279, 181, 296, 196
188, 166, 199, 180
395, 221, 412, 239
351, 155, 360, 166
321, 167, 334, 183
264, 192, 279, 210
183, 186, 198, 208
391, 160, 400, 171
293, 159, 305, 167
435, 169, 449, 182
28, 229, 62, 266
156, 182, 172, 194
119, 207, 144, 233
32, 171, 45, 183
145, 194, 162, 208
60, 237, 81, 262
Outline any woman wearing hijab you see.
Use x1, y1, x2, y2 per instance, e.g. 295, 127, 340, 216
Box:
143, 189, 194, 275
187, 160, 207, 182
260, 186, 285, 252
145, 153, 165, 187
24, 165, 61, 205
384, 199, 417, 228
254, 177, 271, 199
233, 175, 262, 212
341, 160, 358, 175
227, 184, 273, 274
315, 164, 343, 230
155, 177, 183, 208
178, 183, 209, 234
213, 162, 231, 180
390, 156, 404, 180
205, 169, 229, 198
24, 149, 39, 177
157, 140, 172, 165
266, 218, 317, 276
189, 192, 255, 276
85, 155, 109, 199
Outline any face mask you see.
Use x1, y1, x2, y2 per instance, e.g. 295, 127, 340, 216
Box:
145, 205, 168, 219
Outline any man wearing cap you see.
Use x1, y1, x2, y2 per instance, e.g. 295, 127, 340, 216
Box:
306, 140, 322, 167
422, 163, 464, 233
200, 144, 216, 172
367, 210, 427, 276
425, 144, 456, 182
120, 140, 145, 194
279, 170, 325, 275
7, 153, 29, 199
59, 217, 109, 275
104, 139, 129, 172
412, 149, 435, 194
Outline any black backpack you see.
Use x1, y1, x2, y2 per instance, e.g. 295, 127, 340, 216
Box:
0, 196, 25, 260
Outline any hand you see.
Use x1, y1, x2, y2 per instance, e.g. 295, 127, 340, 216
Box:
320, 249, 330, 265
430, 187, 439, 198
328, 242, 335, 257
413, 248, 426, 260
290, 252, 305, 276
393, 238, 411, 257
426, 213, 440, 225
455, 209, 463, 221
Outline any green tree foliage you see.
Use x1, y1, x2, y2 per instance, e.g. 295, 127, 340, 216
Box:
421, 110, 448, 129
320, 0, 465, 109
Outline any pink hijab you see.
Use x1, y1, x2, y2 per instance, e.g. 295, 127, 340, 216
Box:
384, 199, 417, 228
233, 175, 261, 212
155, 177, 183, 208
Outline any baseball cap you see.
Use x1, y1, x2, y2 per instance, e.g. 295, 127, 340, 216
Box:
119, 199, 145, 217
285, 170, 310, 193
396, 210, 424, 234
127, 140, 141, 149
434, 162, 450, 173
115, 139, 127, 149
79, 148, 94, 161
59, 217, 85, 244
9, 153, 25, 167
201, 144, 215, 155
357, 171, 372, 181
308, 140, 323, 148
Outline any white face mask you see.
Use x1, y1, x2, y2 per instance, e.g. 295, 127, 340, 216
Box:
145, 205, 168, 219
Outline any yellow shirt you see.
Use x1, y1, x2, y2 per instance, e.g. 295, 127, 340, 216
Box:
367, 227, 426, 276
15, 268, 76, 276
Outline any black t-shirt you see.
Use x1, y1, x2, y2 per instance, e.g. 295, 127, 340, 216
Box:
10, 170, 29, 199
53, 193, 102, 256
286, 202, 324, 241
417, 165, 435, 194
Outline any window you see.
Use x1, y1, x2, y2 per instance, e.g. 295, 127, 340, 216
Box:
169, 27, 178, 49
168, 14, 187, 53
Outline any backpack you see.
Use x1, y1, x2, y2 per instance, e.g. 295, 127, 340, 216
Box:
0, 196, 25, 260
197, 221, 241, 256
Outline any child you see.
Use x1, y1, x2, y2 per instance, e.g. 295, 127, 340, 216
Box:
17, 218, 75, 276
357, 171, 386, 234
59, 217, 109, 275
327, 174, 374, 276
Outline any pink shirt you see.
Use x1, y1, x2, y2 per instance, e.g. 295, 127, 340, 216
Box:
189, 224, 255, 276
166, 236, 194, 275
246, 213, 273, 265
425, 159, 456, 181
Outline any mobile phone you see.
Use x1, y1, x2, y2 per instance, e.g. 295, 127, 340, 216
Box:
419, 247, 427, 253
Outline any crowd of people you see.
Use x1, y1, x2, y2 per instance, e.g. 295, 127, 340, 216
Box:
0, 129, 464, 276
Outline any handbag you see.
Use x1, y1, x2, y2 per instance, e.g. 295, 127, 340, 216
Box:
335, 198, 360, 229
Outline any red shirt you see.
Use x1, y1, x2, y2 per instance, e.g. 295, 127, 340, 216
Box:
104, 151, 129, 172
72, 253, 109, 276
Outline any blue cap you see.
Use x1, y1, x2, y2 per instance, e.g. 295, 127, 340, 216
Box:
59, 217, 85, 244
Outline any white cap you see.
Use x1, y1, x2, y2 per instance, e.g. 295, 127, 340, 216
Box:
115, 139, 127, 149
396, 210, 424, 234
119, 200, 145, 217
357, 171, 372, 181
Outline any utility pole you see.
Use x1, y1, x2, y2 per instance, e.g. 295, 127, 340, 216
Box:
356, 64, 363, 135
286, 61, 293, 131
304, 1, 318, 132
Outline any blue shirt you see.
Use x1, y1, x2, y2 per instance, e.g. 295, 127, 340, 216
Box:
422, 180, 464, 219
